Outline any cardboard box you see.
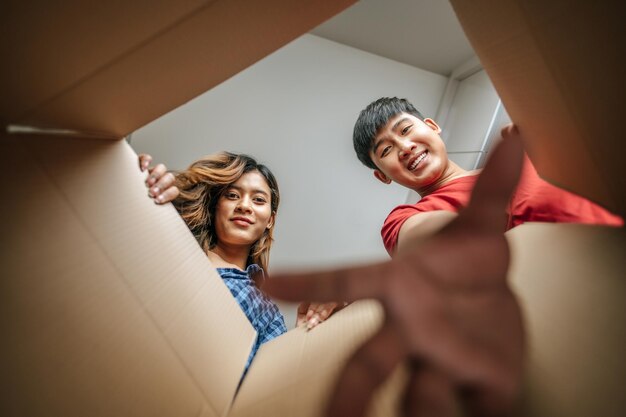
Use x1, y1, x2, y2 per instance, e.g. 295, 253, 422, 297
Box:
449, 0, 626, 217
450, 2, 626, 414
507, 224, 626, 417
1, 2, 389, 416
2, 1, 624, 416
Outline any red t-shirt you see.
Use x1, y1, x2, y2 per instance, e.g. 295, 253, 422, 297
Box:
381, 156, 623, 255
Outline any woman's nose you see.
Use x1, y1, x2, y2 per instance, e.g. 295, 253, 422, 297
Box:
236, 197, 253, 213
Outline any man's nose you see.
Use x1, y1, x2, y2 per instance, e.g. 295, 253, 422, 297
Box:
398, 140, 415, 159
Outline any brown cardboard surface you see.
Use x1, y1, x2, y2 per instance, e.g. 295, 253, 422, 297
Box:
231, 224, 626, 417
0, 0, 208, 130
0, 134, 256, 416
230, 300, 393, 417
450, 0, 626, 216
507, 223, 626, 416
3, 1, 625, 415
1, 0, 356, 137
2, 143, 623, 416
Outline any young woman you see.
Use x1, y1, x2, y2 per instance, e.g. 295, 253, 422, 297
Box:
139, 152, 286, 370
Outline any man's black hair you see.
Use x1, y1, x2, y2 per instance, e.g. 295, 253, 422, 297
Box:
353, 97, 425, 170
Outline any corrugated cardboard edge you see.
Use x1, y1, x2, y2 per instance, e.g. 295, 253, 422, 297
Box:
0, 133, 257, 416
2, 0, 357, 138
229, 300, 389, 417
450, 0, 625, 216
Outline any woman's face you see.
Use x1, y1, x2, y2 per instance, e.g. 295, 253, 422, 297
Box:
214, 170, 274, 249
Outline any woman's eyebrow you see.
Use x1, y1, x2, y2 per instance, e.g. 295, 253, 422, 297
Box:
228, 185, 269, 196
252, 189, 270, 197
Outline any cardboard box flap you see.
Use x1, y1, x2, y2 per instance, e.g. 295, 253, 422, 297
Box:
0, 0, 210, 135
1, 133, 256, 416
229, 300, 392, 417
0, 0, 356, 138
450, 0, 626, 216
230, 224, 626, 417
507, 223, 626, 416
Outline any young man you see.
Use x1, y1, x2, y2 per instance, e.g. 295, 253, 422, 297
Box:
352, 97, 623, 255
266, 101, 620, 416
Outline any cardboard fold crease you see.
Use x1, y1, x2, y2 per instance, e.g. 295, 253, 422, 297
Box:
2, 0, 624, 416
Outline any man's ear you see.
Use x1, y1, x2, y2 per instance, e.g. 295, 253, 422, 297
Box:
374, 170, 392, 184
424, 118, 442, 134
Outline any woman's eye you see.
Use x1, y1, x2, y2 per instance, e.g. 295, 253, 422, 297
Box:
254, 197, 267, 204
225, 192, 238, 199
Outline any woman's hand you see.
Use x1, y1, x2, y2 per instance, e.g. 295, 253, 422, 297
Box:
296, 301, 348, 330
138, 154, 180, 204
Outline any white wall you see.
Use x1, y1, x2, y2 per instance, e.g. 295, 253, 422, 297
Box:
130, 34, 448, 327
442, 69, 501, 170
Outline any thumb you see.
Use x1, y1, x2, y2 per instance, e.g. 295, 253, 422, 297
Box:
459, 124, 525, 234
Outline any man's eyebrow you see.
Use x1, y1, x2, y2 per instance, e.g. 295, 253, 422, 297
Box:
372, 137, 386, 154
392, 117, 410, 131
372, 117, 411, 154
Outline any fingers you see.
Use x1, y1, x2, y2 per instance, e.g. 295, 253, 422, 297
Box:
296, 302, 310, 327
418, 125, 523, 287
313, 302, 337, 321
150, 172, 179, 204
403, 363, 458, 417
152, 171, 175, 195
138, 154, 152, 171
400, 292, 523, 400
305, 302, 339, 330
154, 184, 180, 204
266, 261, 390, 304
456, 124, 524, 235
460, 383, 520, 417
146, 163, 167, 188
141, 162, 179, 205
326, 324, 406, 417
400, 232, 510, 289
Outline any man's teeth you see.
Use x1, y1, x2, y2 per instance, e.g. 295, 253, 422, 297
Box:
409, 152, 427, 170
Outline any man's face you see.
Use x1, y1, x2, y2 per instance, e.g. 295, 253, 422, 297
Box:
369, 112, 449, 192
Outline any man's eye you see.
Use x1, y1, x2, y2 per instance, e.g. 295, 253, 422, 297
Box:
381, 146, 391, 157
402, 125, 412, 135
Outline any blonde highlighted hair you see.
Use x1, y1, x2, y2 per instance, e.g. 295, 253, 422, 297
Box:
172, 152, 279, 272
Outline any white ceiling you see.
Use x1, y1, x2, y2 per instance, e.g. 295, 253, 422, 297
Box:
311, 0, 475, 75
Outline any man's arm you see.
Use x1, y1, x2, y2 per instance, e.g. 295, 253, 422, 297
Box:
265, 125, 526, 417
396, 210, 458, 255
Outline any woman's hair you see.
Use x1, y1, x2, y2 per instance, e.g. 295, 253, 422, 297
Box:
172, 152, 280, 272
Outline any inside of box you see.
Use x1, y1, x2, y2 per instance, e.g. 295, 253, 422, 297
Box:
2, 0, 625, 416
450, 0, 625, 216
1, 135, 256, 416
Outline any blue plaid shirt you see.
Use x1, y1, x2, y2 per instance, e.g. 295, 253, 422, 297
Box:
216, 264, 287, 371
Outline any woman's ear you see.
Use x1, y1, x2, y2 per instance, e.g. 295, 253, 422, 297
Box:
374, 169, 392, 184
424, 118, 442, 134
266, 212, 275, 229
